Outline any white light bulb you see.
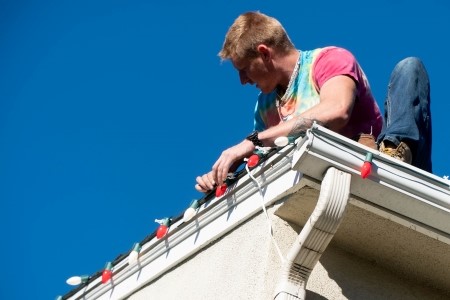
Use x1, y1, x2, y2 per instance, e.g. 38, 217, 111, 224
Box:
183, 207, 197, 222
128, 250, 139, 265
66, 276, 82, 286
274, 136, 289, 147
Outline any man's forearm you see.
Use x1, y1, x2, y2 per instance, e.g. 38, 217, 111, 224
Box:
288, 116, 322, 137
258, 116, 323, 146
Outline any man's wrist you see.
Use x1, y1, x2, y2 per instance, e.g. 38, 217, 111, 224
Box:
245, 130, 264, 147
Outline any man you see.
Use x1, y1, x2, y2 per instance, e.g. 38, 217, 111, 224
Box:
195, 11, 432, 193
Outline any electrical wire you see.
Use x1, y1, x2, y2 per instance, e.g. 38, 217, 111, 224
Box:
245, 162, 285, 263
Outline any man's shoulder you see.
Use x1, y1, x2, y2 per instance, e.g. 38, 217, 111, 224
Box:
312, 46, 357, 68
315, 46, 354, 57
302, 46, 353, 63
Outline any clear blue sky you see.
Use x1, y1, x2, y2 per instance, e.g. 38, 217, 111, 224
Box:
1, 1, 449, 299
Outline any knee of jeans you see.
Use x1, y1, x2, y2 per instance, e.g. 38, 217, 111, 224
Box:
397, 57, 424, 72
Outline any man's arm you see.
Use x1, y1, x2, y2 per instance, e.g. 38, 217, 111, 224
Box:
195, 75, 357, 192
258, 75, 356, 142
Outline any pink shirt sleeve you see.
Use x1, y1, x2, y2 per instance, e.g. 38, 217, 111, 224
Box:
312, 47, 360, 90
311, 46, 382, 139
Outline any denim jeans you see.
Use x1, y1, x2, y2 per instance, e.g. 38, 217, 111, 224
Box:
377, 57, 432, 172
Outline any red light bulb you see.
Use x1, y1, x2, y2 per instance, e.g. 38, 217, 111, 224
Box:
360, 153, 373, 179
156, 224, 168, 239
101, 262, 112, 284
247, 154, 260, 168
155, 218, 170, 239
215, 183, 227, 197
361, 161, 372, 178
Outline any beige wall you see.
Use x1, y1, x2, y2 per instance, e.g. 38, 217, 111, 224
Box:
127, 192, 449, 300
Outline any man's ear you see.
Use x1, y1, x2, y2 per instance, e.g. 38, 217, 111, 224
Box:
257, 44, 271, 62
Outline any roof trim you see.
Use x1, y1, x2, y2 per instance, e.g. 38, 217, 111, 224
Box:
292, 124, 450, 237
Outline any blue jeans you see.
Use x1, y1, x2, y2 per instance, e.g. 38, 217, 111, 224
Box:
377, 57, 432, 172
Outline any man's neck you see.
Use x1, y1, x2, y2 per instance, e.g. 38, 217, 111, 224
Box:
277, 50, 300, 94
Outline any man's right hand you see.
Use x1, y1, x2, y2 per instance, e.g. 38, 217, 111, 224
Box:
195, 171, 216, 193
195, 139, 255, 193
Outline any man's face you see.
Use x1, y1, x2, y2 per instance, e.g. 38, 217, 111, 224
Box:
232, 55, 275, 94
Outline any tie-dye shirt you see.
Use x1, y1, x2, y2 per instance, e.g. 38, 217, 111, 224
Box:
253, 46, 382, 139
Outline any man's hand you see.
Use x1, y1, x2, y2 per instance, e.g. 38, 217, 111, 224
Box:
195, 171, 216, 193
195, 139, 254, 193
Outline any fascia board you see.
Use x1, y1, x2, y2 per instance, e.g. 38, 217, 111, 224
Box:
292, 124, 450, 237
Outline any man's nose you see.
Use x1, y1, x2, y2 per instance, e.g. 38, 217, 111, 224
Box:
239, 72, 250, 85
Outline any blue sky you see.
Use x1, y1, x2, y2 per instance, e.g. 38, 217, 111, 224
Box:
1, 1, 449, 299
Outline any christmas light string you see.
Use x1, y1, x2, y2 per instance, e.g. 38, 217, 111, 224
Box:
62, 139, 286, 296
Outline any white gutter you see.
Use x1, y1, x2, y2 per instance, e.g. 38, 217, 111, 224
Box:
292, 124, 450, 238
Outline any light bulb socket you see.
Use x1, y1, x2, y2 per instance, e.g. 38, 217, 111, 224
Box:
155, 217, 171, 226
189, 199, 200, 209
131, 242, 141, 253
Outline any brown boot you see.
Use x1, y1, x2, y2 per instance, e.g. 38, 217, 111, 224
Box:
379, 141, 412, 164
357, 133, 377, 150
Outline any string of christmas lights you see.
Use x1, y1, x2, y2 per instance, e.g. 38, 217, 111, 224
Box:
61, 136, 294, 298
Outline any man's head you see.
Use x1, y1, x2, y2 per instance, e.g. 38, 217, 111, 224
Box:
219, 11, 296, 94
219, 11, 294, 62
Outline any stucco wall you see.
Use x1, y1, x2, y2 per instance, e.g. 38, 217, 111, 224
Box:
126, 204, 287, 300
126, 192, 449, 300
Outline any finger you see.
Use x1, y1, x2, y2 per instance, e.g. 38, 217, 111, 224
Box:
206, 172, 216, 187
218, 161, 232, 184
211, 165, 220, 185
197, 175, 215, 191
195, 183, 209, 193
212, 161, 221, 184
213, 165, 225, 185
217, 167, 225, 184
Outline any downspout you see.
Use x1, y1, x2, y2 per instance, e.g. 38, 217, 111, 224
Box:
273, 167, 351, 300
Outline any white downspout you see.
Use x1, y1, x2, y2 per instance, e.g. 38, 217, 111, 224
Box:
273, 167, 351, 300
